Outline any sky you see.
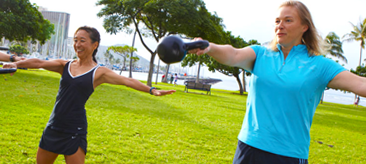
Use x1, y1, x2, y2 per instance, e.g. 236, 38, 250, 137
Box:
28, 0, 366, 70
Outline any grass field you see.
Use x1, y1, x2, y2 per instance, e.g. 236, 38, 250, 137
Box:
0, 69, 365, 164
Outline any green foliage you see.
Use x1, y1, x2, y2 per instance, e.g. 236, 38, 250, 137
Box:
325, 32, 347, 63
0, 69, 366, 163
0, 0, 54, 44
205, 33, 259, 94
96, 0, 226, 86
131, 56, 139, 63
205, 32, 248, 75
9, 44, 29, 56
108, 45, 137, 59
342, 18, 366, 66
108, 45, 137, 70
181, 12, 229, 69
350, 65, 366, 77
181, 31, 260, 94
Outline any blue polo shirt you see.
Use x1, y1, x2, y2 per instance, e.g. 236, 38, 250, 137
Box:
238, 44, 347, 159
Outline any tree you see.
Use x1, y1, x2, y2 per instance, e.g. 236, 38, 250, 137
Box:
97, 0, 225, 86
108, 45, 137, 74
0, 0, 54, 44
343, 18, 366, 66
325, 32, 347, 63
205, 32, 246, 94
104, 49, 112, 66
9, 44, 29, 56
109, 54, 115, 65
181, 54, 212, 83
129, 30, 137, 78
130, 56, 140, 70
115, 58, 121, 66
123, 45, 137, 75
205, 32, 259, 95
351, 65, 366, 77
181, 12, 229, 83
240, 40, 259, 93
320, 32, 347, 104
342, 18, 366, 102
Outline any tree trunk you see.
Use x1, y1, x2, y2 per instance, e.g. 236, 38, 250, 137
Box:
163, 64, 170, 83
195, 64, 201, 83
320, 92, 324, 104
120, 58, 126, 75
128, 30, 137, 78
358, 44, 363, 66
235, 74, 243, 95
242, 71, 246, 93
147, 53, 156, 87
155, 59, 160, 84
355, 44, 363, 102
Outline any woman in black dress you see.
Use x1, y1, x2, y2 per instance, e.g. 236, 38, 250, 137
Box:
5, 26, 175, 164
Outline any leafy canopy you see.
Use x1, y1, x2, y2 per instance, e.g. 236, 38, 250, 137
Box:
9, 44, 29, 56
0, 0, 55, 44
96, 0, 227, 86
325, 32, 347, 63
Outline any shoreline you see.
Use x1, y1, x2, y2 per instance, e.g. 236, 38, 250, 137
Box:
115, 71, 364, 106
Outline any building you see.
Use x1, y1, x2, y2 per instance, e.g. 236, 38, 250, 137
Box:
38, 9, 70, 59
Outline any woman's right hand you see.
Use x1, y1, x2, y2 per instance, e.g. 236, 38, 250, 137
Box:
187, 37, 211, 55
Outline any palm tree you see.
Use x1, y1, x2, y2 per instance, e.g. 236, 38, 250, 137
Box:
343, 18, 366, 66
320, 32, 347, 104
325, 32, 347, 63
343, 18, 366, 102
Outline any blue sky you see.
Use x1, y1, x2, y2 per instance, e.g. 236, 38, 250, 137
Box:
30, 0, 366, 70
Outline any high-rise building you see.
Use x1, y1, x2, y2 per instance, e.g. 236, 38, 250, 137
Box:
38, 9, 70, 59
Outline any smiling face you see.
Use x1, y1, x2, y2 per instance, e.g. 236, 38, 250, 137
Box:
275, 6, 308, 48
73, 30, 98, 59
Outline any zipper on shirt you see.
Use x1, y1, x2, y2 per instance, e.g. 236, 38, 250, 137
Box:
279, 61, 285, 72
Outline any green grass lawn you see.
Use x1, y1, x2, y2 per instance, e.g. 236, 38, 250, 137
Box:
0, 69, 365, 164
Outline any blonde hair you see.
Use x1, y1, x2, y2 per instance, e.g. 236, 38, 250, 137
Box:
269, 0, 326, 56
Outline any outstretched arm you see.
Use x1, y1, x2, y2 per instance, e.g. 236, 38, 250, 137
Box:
3, 58, 67, 74
94, 67, 175, 96
188, 38, 257, 72
0, 51, 24, 62
328, 71, 366, 97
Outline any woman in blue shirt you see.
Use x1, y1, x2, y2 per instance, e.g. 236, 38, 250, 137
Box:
190, 1, 364, 164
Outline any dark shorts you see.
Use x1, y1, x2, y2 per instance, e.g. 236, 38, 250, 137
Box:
39, 126, 87, 155
233, 140, 308, 164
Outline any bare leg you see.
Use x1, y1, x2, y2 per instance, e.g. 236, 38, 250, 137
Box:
64, 147, 85, 164
37, 147, 59, 164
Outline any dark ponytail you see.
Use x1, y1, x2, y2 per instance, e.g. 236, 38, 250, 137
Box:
75, 26, 100, 63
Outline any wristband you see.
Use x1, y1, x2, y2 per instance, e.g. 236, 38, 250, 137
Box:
10, 55, 15, 62
149, 87, 156, 95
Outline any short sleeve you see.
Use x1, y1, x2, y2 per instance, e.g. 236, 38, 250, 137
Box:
249, 45, 263, 56
319, 57, 347, 85
248, 45, 268, 74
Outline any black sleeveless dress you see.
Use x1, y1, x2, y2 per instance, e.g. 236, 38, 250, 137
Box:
39, 61, 99, 155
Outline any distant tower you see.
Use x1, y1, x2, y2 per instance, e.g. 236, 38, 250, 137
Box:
38, 9, 70, 59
